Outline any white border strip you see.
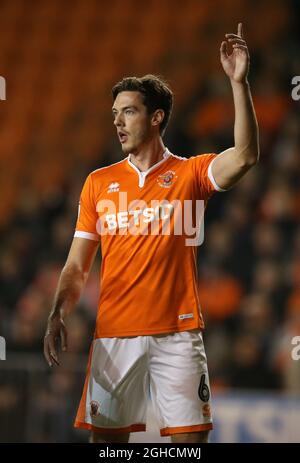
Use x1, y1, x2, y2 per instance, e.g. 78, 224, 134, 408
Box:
208, 157, 227, 192
74, 231, 100, 241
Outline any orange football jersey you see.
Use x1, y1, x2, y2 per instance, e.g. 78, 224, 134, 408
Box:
75, 149, 224, 337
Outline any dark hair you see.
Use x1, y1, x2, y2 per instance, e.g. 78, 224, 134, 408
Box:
112, 74, 173, 135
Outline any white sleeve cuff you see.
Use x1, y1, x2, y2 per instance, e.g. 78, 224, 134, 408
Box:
208, 157, 227, 192
74, 231, 100, 241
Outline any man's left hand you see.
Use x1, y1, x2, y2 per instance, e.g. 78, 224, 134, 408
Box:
220, 22, 250, 83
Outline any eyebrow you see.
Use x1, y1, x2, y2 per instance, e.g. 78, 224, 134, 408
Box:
112, 105, 137, 113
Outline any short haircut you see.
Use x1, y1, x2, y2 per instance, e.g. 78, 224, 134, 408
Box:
112, 74, 173, 135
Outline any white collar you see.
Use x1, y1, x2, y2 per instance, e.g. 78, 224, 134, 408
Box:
128, 148, 170, 168
127, 148, 171, 188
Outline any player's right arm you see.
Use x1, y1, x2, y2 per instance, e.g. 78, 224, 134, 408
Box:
43, 237, 99, 367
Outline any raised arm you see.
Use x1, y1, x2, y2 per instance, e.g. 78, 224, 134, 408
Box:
43, 237, 99, 367
212, 23, 259, 190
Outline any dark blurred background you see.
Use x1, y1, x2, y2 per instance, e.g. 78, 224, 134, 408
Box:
0, 0, 299, 442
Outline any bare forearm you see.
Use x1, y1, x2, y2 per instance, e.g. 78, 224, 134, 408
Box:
231, 80, 259, 165
49, 265, 86, 319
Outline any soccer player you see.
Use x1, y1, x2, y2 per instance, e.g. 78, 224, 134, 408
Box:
44, 23, 259, 443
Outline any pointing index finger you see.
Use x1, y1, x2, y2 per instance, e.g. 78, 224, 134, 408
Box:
238, 22, 243, 38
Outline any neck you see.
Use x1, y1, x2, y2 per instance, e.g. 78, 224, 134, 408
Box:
129, 138, 166, 172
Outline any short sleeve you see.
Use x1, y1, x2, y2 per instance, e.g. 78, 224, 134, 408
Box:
74, 174, 100, 241
191, 153, 226, 199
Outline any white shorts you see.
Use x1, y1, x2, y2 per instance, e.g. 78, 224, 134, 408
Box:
74, 329, 213, 436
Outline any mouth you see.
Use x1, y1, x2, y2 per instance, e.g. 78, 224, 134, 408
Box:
118, 131, 129, 144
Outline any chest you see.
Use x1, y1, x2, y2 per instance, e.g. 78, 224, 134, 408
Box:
97, 164, 195, 209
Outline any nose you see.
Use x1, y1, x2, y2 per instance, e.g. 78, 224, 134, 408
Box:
113, 112, 124, 128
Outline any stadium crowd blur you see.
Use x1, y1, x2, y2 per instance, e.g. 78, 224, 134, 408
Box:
0, 0, 299, 442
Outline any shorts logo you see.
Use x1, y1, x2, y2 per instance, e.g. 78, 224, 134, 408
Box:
108, 182, 120, 193
198, 374, 210, 402
90, 400, 100, 417
157, 170, 177, 188
202, 403, 211, 418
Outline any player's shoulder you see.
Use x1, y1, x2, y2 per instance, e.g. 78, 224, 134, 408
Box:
170, 152, 217, 166
188, 153, 217, 161
88, 157, 128, 181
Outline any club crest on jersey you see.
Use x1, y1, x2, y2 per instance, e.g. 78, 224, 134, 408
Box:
108, 182, 120, 193
157, 170, 177, 188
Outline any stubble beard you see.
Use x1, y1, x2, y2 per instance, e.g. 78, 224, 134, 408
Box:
121, 126, 150, 156
121, 143, 134, 156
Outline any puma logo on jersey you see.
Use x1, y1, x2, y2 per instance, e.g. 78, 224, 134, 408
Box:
108, 182, 120, 193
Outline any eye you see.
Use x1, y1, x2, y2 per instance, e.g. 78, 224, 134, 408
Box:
125, 109, 134, 115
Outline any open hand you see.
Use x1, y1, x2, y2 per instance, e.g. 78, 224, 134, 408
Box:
220, 23, 249, 83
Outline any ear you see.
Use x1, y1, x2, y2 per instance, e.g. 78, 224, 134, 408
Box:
151, 109, 164, 129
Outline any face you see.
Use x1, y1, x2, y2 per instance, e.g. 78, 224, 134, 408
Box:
112, 91, 154, 155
